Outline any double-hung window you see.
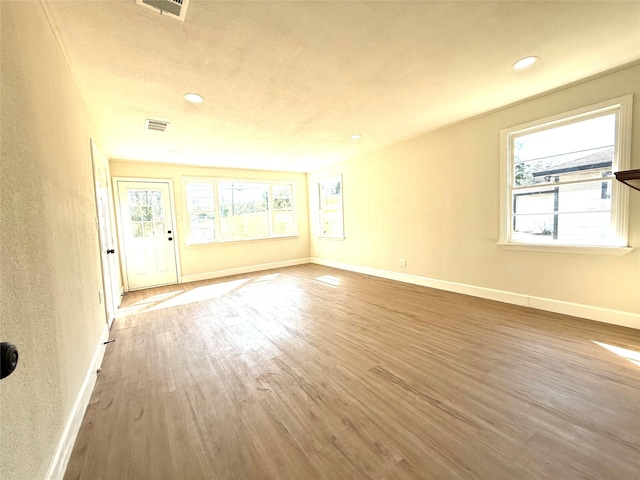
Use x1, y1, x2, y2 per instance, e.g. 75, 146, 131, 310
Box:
184, 178, 296, 244
500, 95, 632, 253
318, 175, 344, 238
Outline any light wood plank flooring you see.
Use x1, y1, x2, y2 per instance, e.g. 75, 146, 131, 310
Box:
64, 264, 640, 479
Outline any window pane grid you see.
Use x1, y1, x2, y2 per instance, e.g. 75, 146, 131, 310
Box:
512, 177, 614, 195
513, 209, 611, 216
511, 175, 614, 191
128, 189, 165, 238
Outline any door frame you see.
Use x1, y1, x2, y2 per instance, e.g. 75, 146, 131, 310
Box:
113, 177, 182, 293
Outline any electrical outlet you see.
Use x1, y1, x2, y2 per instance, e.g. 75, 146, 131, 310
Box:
399, 258, 406, 267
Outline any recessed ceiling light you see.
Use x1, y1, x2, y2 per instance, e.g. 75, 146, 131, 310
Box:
513, 56, 538, 70
350, 134, 362, 140
184, 93, 204, 103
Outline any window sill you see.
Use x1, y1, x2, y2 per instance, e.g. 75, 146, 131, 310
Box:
497, 242, 633, 256
318, 235, 345, 241
186, 234, 299, 247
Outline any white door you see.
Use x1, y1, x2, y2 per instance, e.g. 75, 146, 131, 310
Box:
91, 141, 119, 327
105, 175, 122, 315
96, 188, 118, 325
116, 180, 178, 290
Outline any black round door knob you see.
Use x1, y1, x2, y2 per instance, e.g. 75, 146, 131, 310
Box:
1, 342, 19, 379
168, 237, 173, 241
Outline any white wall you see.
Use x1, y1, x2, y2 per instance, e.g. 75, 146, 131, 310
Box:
308, 64, 640, 327
0, 3, 107, 478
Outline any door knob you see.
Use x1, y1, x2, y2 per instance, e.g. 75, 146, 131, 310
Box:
106, 249, 115, 254
1, 342, 19, 379
168, 237, 173, 241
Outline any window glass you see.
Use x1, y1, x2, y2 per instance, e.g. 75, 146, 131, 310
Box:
501, 96, 631, 249
184, 179, 296, 244
218, 182, 269, 241
186, 182, 216, 243
272, 184, 295, 236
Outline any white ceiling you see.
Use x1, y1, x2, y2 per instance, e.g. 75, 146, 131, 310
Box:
44, 1, 640, 172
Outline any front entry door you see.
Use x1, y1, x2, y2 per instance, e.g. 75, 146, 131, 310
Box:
116, 180, 178, 290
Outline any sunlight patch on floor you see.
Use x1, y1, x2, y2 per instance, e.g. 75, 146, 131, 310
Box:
252, 273, 281, 283
314, 275, 341, 287
241, 273, 283, 293
116, 272, 300, 318
146, 278, 251, 312
116, 291, 185, 316
594, 341, 640, 367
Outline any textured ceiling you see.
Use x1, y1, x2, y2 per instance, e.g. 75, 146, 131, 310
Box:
44, 1, 640, 172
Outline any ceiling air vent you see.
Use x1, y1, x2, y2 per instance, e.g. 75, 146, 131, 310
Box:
136, 0, 190, 22
145, 119, 170, 132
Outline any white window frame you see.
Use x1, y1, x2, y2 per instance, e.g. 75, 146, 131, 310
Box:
184, 177, 297, 245
318, 174, 344, 239
499, 95, 633, 255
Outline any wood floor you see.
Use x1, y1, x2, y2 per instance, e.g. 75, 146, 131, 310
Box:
64, 264, 640, 480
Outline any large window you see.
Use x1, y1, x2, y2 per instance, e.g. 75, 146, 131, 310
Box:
500, 95, 631, 252
318, 175, 344, 238
184, 178, 296, 244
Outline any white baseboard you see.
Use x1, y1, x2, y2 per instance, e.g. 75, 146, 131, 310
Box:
46, 325, 110, 480
181, 258, 311, 284
310, 258, 640, 330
